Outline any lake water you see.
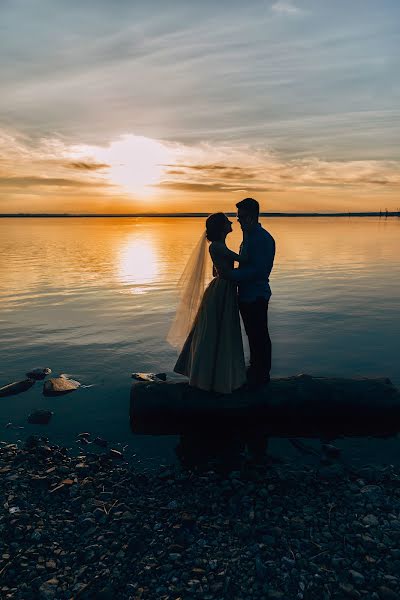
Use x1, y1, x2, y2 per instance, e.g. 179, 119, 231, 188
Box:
1, 216, 399, 468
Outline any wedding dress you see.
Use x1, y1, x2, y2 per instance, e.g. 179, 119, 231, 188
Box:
168, 236, 246, 394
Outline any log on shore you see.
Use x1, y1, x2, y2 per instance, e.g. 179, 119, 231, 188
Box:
130, 374, 400, 437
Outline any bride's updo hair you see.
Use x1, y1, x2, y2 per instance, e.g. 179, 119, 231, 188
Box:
206, 212, 227, 242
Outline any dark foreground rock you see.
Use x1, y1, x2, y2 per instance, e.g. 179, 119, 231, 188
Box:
1, 441, 400, 600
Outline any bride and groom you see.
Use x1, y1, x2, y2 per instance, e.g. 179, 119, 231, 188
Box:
168, 197, 275, 394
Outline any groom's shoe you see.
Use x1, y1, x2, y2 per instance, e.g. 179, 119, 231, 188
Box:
246, 368, 271, 390
245, 378, 270, 392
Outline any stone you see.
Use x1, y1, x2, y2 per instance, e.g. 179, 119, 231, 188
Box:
349, 570, 365, 585
321, 443, 341, 458
43, 377, 80, 396
339, 583, 361, 598
255, 557, 268, 581
131, 372, 167, 382
96, 587, 115, 600
155, 373, 167, 381
26, 367, 52, 380
28, 410, 53, 425
0, 379, 35, 397
378, 588, 400, 600
318, 464, 345, 480
38, 579, 58, 599
262, 535, 276, 545
93, 436, 108, 448
363, 514, 379, 527
109, 449, 123, 459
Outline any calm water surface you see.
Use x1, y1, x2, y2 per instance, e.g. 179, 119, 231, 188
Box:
1, 217, 399, 467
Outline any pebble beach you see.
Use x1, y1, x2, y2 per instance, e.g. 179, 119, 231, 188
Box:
1, 436, 400, 600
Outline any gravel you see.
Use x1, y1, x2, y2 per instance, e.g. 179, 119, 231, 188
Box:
1, 436, 400, 599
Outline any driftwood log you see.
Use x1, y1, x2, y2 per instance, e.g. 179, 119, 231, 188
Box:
130, 374, 400, 437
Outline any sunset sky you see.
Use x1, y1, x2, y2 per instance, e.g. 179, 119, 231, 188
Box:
1, 0, 399, 214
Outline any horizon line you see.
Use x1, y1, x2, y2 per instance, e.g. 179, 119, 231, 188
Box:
1, 211, 400, 218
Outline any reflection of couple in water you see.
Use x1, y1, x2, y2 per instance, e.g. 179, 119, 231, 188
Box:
168, 197, 275, 394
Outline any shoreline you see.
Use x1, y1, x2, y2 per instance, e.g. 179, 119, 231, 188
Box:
1, 437, 400, 599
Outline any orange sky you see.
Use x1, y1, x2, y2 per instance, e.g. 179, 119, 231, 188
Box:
1, 2, 399, 214
1, 132, 399, 214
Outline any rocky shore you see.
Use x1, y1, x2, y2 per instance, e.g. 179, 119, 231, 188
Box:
1, 438, 400, 600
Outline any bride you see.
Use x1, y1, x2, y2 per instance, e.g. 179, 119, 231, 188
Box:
167, 213, 248, 394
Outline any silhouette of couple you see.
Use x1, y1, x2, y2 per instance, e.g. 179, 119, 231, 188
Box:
168, 198, 275, 394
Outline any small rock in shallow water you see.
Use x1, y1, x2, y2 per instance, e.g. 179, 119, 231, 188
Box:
28, 409, 53, 425
26, 367, 51, 380
155, 372, 167, 381
109, 449, 123, 459
78, 436, 90, 445
322, 443, 341, 458
24, 434, 48, 449
43, 377, 80, 396
5, 422, 24, 430
131, 372, 166, 382
93, 436, 108, 448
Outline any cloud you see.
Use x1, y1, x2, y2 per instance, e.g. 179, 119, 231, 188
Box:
0, 129, 399, 213
67, 161, 109, 171
165, 164, 257, 180
271, 1, 303, 15
0, 176, 108, 188
161, 142, 400, 193
0, 0, 398, 166
156, 181, 275, 193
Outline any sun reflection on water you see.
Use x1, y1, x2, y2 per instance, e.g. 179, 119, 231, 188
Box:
117, 236, 159, 294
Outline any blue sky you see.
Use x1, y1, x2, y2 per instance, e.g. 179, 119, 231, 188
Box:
1, 0, 399, 212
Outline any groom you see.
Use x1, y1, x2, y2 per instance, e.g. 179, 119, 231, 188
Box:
226, 198, 275, 387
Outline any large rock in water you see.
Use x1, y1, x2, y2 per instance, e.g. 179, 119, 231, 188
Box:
130, 374, 400, 437
43, 376, 80, 396
0, 379, 35, 397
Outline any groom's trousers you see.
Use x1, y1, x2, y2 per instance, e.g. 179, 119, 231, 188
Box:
239, 297, 271, 382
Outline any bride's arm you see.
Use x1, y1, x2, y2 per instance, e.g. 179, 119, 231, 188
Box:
212, 238, 249, 264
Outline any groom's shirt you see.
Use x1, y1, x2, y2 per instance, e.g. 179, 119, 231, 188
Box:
229, 223, 275, 302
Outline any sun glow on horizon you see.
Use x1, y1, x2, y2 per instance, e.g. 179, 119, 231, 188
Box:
69, 135, 175, 196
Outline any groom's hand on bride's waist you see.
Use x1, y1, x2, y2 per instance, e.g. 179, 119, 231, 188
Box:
218, 268, 234, 280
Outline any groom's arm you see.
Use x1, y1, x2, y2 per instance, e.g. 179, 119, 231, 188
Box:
223, 236, 272, 282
